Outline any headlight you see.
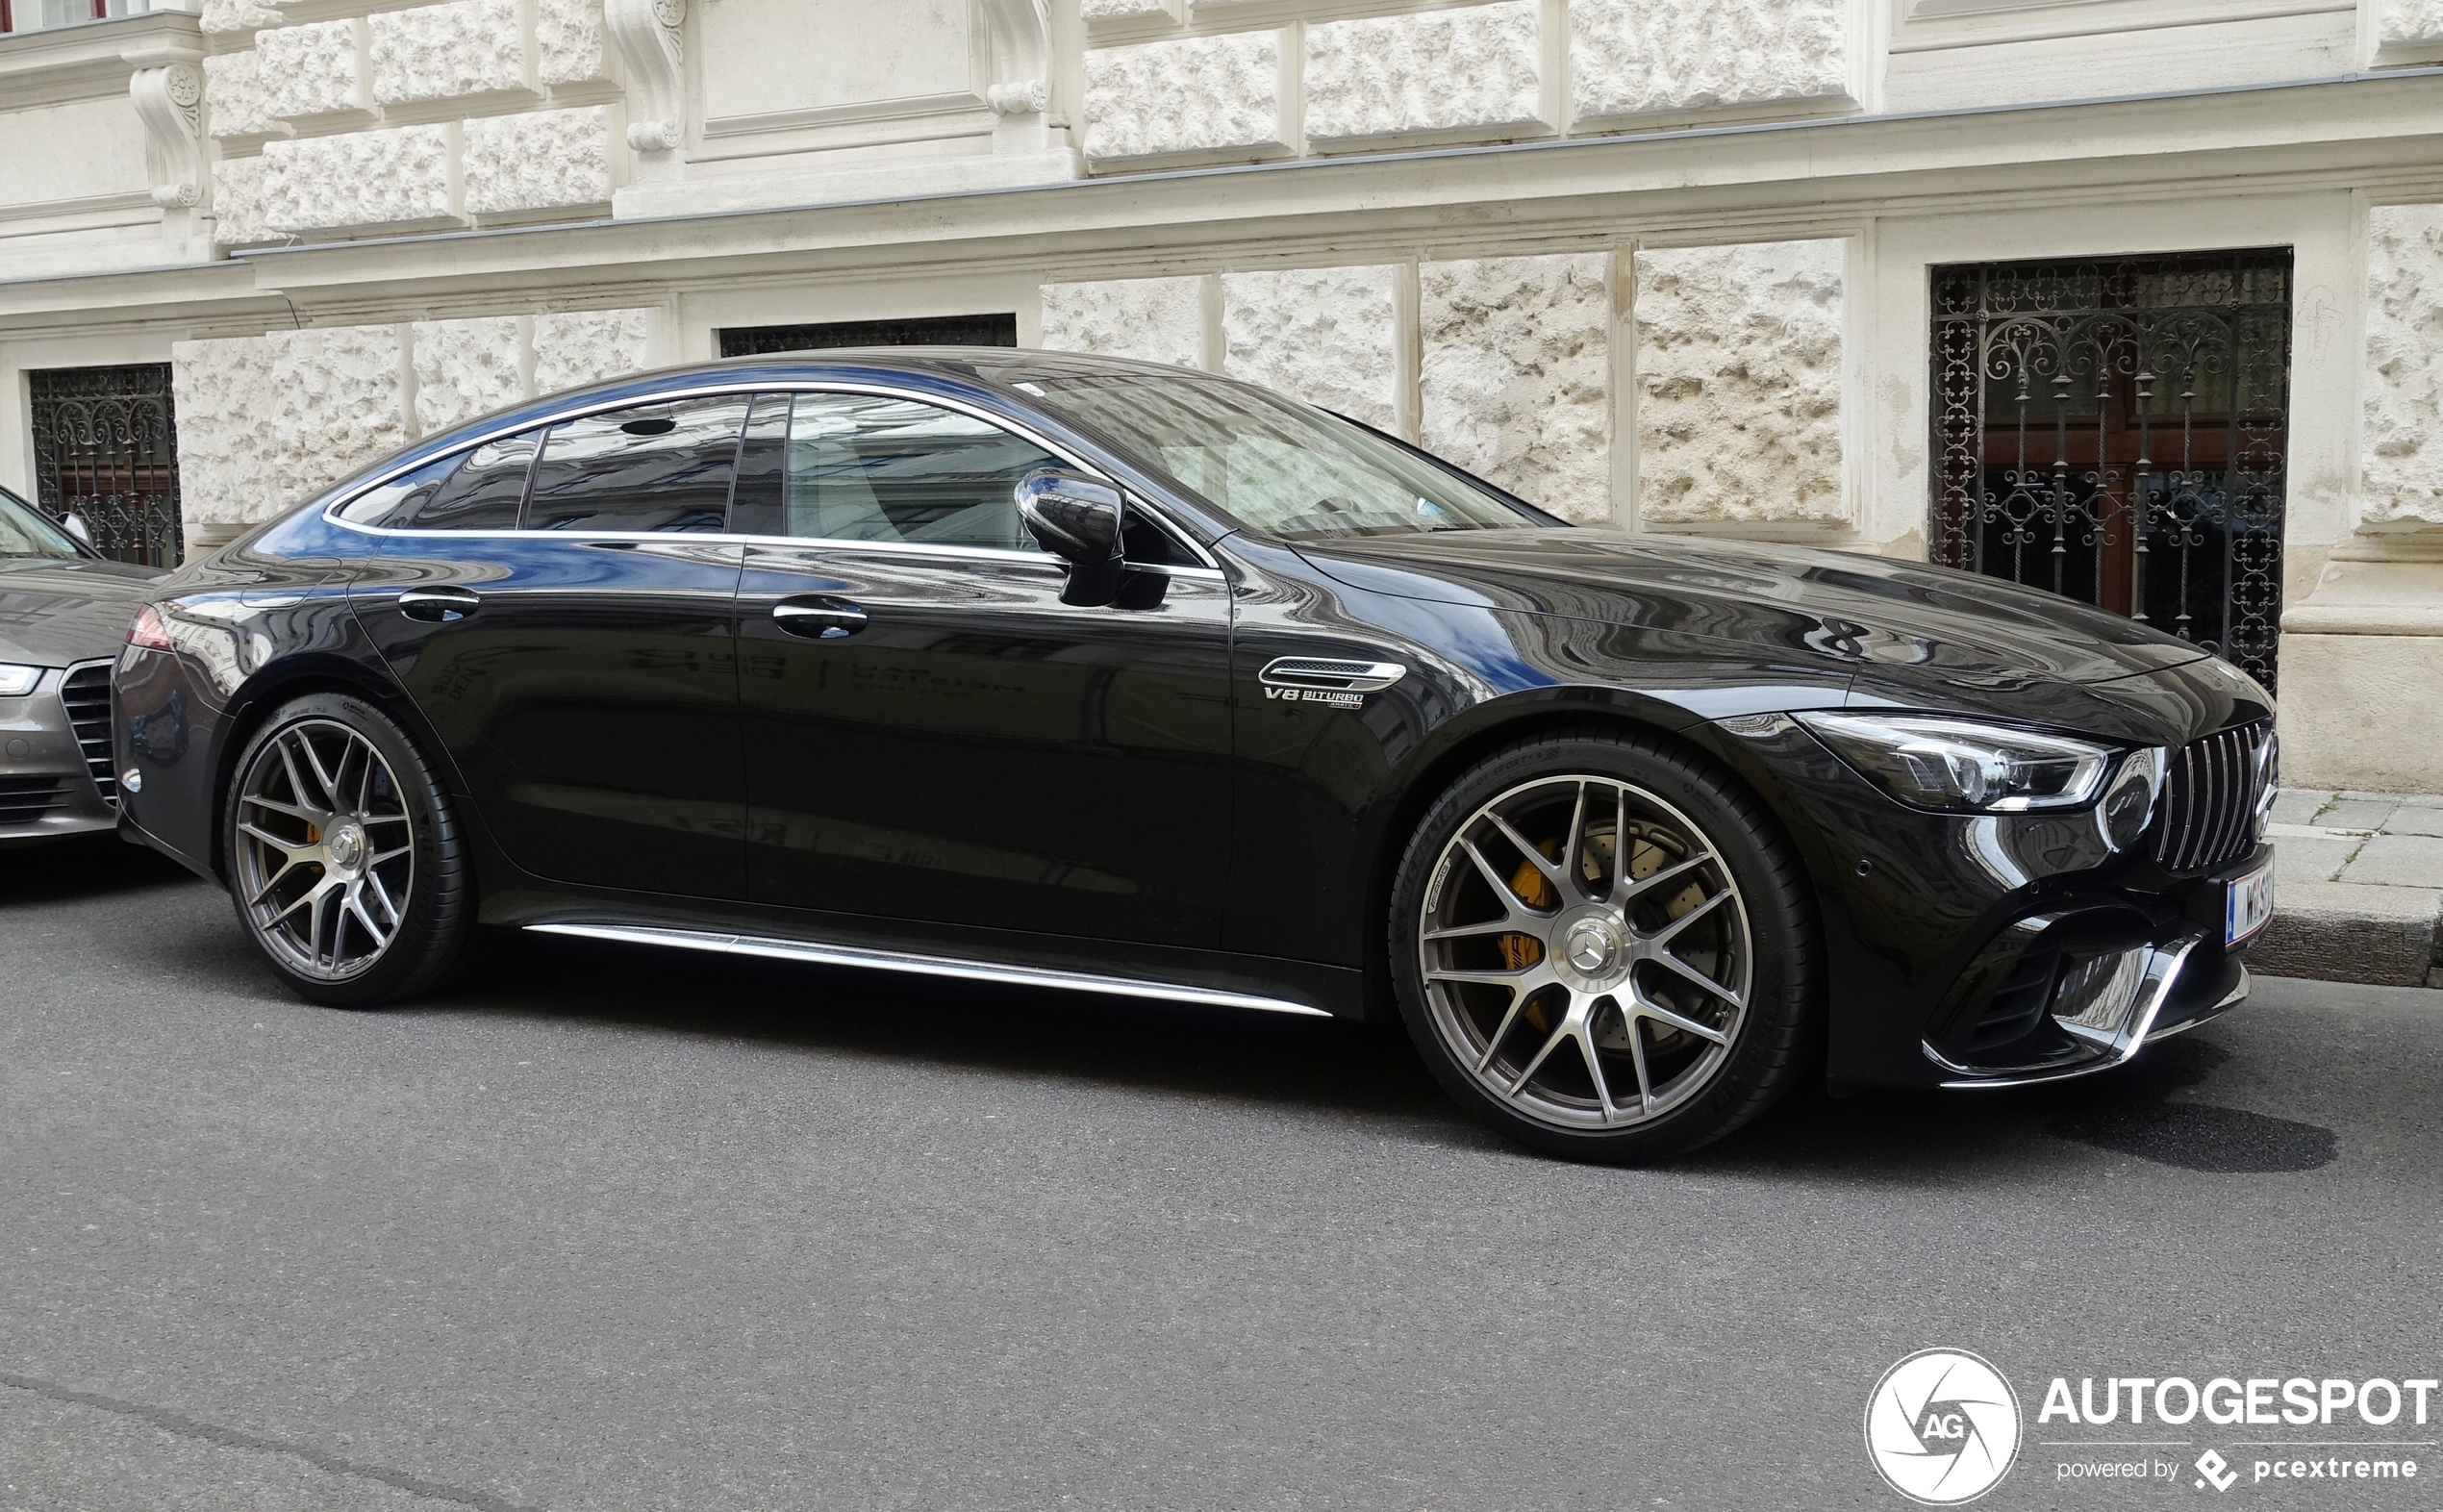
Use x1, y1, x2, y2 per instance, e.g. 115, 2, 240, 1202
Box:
0, 664, 44, 698
1797, 712, 2118, 814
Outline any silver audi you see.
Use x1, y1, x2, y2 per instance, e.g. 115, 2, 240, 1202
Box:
0, 487, 163, 847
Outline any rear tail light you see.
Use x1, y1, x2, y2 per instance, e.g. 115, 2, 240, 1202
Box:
126, 605, 173, 651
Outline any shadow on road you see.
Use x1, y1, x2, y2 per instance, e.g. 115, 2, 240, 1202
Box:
0, 835, 198, 905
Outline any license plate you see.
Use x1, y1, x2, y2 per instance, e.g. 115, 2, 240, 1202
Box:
2226, 860, 2275, 948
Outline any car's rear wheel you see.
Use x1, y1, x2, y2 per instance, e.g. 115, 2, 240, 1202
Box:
1389, 728, 1819, 1161
223, 693, 476, 1007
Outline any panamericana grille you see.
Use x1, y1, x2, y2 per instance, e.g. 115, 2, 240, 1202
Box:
58, 662, 115, 808
2155, 720, 2272, 873
0, 775, 70, 827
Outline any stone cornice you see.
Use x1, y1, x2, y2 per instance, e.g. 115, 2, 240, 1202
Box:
0, 12, 203, 108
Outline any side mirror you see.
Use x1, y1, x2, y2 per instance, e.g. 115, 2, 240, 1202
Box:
62, 513, 94, 550
1016, 467, 1125, 607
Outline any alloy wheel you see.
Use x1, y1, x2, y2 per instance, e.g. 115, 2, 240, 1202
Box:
233, 718, 416, 981
1418, 775, 1752, 1129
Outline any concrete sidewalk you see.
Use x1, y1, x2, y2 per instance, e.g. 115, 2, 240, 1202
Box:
2252, 789, 2443, 987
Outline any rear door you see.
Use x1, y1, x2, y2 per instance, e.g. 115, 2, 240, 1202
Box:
344, 391, 754, 899
729, 388, 1236, 947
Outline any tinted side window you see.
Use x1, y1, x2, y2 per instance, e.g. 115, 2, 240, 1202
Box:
337, 433, 540, 530
781, 392, 1058, 550
525, 394, 753, 533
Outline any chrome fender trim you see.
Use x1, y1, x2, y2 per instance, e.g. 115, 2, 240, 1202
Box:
524, 921, 1332, 1017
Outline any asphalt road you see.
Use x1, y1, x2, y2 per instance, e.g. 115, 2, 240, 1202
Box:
3, 842, 2439, 1512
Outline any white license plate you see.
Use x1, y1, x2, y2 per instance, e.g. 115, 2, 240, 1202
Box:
2226, 860, 2275, 948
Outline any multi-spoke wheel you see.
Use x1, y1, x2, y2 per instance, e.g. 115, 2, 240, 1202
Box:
223, 693, 478, 1006
1391, 729, 1818, 1160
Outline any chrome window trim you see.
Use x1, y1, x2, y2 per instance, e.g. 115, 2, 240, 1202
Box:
321, 378, 1224, 573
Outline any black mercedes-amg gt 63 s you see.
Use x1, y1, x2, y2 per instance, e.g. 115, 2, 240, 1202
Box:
110, 349, 2276, 1160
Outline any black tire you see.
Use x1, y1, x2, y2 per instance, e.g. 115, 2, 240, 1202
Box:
1388, 726, 1820, 1162
221, 692, 479, 1008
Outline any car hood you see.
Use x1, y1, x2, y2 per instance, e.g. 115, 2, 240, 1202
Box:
1289, 528, 2254, 741
0, 556, 164, 667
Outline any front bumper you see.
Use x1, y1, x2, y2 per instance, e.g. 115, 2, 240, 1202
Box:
0, 665, 116, 846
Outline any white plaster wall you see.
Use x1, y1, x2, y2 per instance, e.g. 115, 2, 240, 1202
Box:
1081, 32, 1286, 162
168, 335, 278, 528
2360, 203, 2443, 531
1303, 1, 1544, 146
412, 315, 526, 434
203, 51, 278, 139
369, 0, 527, 106
1039, 277, 1206, 368
263, 124, 458, 232
1634, 239, 1848, 529
208, 155, 275, 246
532, 309, 654, 394
1571, 0, 1848, 121
258, 20, 367, 120
1420, 254, 1613, 523
536, 0, 611, 85
266, 325, 409, 505
464, 108, 612, 216
1220, 265, 1400, 432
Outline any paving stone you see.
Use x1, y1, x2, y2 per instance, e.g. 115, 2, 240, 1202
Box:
2269, 788, 2335, 826
2251, 877, 2443, 986
2315, 797, 2401, 833
2338, 833, 2443, 888
2273, 835, 2359, 884
2381, 806, 2443, 838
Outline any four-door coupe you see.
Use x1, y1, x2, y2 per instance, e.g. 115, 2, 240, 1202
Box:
109, 349, 2275, 1160
0, 485, 163, 847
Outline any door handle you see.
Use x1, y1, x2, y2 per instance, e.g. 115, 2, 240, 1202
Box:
771, 596, 869, 640
397, 587, 482, 622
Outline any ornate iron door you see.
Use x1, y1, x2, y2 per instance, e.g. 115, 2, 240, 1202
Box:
1931, 251, 2291, 689
29, 364, 184, 568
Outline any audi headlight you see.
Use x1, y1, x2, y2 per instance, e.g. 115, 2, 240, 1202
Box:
1797, 712, 2118, 814
0, 664, 43, 698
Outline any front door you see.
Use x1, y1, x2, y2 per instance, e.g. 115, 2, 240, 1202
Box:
731, 389, 1235, 948
348, 392, 754, 899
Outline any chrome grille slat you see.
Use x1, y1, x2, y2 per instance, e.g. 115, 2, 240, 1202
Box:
2154, 720, 2271, 873
57, 661, 115, 808
0, 775, 71, 826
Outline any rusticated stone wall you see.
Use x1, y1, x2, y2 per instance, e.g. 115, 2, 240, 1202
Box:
2361, 204, 2443, 530
1221, 266, 1401, 431
168, 307, 661, 539
464, 108, 614, 217
1633, 239, 1848, 529
261, 125, 459, 233
368, 0, 527, 106
1420, 254, 1614, 524
1039, 277, 1208, 368
2378, 0, 2443, 50
1570, 0, 1848, 120
1081, 32, 1286, 162
1303, 2, 1545, 147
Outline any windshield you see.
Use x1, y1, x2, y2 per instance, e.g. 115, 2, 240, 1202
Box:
0, 490, 82, 561
1009, 371, 1538, 540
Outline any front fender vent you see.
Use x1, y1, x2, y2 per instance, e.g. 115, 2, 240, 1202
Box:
1257, 657, 1406, 693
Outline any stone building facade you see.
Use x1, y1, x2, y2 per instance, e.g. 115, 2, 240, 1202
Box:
3, 0, 2441, 787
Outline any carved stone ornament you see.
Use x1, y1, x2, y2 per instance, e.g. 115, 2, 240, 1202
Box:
987, 78, 1048, 114
605, 0, 687, 152
131, 62, 209, 209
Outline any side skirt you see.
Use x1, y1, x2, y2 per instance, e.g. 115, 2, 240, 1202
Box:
525, 921, 1333, 1018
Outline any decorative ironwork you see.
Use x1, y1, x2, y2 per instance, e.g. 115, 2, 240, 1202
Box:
718, 314, 1018, 358
1931, 251, 2291, 690
28, 363, 183, 568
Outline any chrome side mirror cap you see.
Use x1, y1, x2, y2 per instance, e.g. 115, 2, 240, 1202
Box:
1015, 467, 1125, 606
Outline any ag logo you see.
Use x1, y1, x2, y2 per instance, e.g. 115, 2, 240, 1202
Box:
1865, 1348, 2022, 1504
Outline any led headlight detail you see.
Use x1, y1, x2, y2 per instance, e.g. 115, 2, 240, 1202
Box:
0, 664, 43, 698
1797, 712, 2115, 814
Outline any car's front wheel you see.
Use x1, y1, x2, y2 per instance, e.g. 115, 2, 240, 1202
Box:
1389, 727, 1820, 1161
223, 692, 476, 1007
